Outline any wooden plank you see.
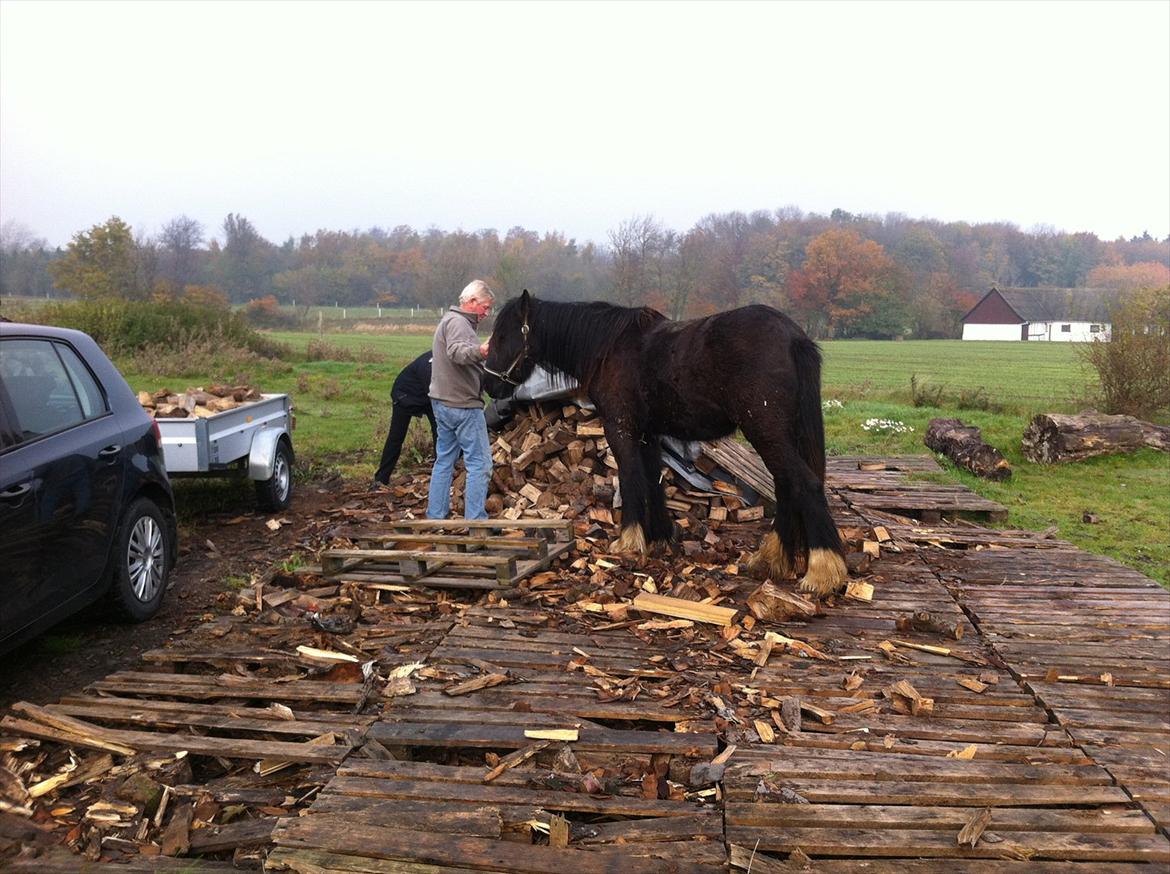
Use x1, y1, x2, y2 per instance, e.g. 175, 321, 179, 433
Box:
1, 714, 350, 762
90, 672, 366, 703
323, 775, 705, 817
725, 850, 1154, 874
367, 722, 716, 756
726, 803, 1156, 833
722, 826, 1170, 861
720, 778, 1131, 806
275, 816, 725, 872
47, 701, 370, 737
726, 752, 1112, 785
631, 592, 737, 627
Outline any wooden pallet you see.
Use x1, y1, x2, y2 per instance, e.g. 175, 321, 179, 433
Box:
935, 545, 1170, 836
724, 746, 1168, 862
269, 760, 727, 873
319, 519, 575, 589
842, 483, 1008, 523
268, 605, 726, 872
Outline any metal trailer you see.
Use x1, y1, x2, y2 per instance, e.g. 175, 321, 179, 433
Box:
155, 393, 295, 511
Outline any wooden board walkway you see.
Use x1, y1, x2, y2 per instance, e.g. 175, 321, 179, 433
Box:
3, 456, 1167, 870
928, 545, 1170, 839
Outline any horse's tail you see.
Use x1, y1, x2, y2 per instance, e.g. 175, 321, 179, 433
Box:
791, 336, 827, 482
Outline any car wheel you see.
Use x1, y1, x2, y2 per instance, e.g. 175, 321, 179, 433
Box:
255, 440, 293, 511
109, 496, 171, 622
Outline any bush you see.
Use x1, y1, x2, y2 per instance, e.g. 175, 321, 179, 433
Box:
910, 374, 946, 408
243, 295, 301, 329
31, 298, 286, 359
957, 386, 998, 412
128, 333, 292, 382
1080, 287, 1170, 420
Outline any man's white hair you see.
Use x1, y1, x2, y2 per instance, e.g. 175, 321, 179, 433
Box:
459, 279, 494, 305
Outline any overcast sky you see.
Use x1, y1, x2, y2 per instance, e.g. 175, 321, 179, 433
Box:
2, 0, 1168, 248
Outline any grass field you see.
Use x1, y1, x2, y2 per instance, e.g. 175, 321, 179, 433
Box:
113, 329, 1167, 587
820, 340, 1096, 409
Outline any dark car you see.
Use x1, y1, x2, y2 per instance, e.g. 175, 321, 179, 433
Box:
0, 323, 177, 653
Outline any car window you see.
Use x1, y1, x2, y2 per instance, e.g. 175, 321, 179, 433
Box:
0, 338, 85, 442
55, 342, 107, 418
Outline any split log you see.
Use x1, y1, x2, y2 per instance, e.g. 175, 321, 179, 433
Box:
1022, 411, 1170, 463
746, 582, 819, 623
924, 418, 1011, 480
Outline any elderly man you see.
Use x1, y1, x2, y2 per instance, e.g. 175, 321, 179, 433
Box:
426, 279, 494, 520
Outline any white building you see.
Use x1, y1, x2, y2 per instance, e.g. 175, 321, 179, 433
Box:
961, 287, 1115, 342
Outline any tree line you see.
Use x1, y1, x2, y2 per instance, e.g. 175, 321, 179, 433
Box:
2, 210, 1167, 339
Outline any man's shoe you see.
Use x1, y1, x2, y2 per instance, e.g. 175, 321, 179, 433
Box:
368, 481, 388, 493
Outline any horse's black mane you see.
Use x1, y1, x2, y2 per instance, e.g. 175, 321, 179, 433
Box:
504, 297, 666, 390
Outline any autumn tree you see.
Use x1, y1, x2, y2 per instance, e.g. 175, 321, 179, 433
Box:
787, 228, 906, 338
49, 216, 147, 300
1087, 261, 1170, 292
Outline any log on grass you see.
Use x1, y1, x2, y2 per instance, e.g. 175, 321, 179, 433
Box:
924, 418, 1011, 480
1022, 411, 1170, 463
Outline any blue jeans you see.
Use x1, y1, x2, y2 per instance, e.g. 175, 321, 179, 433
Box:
427, 401, 492, 520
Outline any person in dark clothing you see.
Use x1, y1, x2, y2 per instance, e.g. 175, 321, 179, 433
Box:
372, 351, 437, 487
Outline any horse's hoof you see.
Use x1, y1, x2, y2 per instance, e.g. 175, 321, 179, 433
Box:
747, 531, 793, 580
798, 548, 848, 597
612, 524, 648, 554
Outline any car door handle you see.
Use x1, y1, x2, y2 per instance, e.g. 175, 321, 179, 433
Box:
0, 483, 31, 501
98, 444, 122, 460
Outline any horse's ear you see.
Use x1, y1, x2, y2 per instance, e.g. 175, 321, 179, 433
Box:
520, 289, 531, 315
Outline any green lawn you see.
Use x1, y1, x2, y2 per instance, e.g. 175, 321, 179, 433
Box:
820, 339, 1094, 409
115, 331, 1167, 588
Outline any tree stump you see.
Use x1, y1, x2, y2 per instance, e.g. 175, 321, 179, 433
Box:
1022, 411, 1170, 463
924, 418, 1012, 480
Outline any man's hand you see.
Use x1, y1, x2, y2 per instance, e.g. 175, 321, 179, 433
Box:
479, 341, 489, 358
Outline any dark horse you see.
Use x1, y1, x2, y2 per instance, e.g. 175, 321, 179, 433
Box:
484, 291, 847, 596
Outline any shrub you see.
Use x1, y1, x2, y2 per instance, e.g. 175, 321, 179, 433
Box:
31, 298, 285, 359
128, 332, 292, 382
1079, 287, 1170, 420
957, 386, 997, 411
910, 374, 946, 408
243, 295, 301, 329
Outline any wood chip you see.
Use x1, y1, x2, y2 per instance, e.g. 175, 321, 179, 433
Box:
957, 806, 993, 847
844, 580, 874, 602
483, 740, 550, 782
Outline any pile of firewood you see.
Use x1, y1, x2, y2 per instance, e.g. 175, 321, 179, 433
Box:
137, 384, 264, 419
484, 402, 762, 529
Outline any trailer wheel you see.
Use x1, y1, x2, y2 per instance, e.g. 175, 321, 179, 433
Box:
256, 439, 293, 511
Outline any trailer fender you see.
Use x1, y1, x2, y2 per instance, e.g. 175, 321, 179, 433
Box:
248, 428, 292, 481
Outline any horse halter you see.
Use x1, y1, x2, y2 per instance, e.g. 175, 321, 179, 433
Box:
482, 314, 531, 386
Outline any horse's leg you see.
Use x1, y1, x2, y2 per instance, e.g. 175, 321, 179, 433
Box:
747, 483, 799, 581
605, 430, 654, 554
638, 438, 675, 546
744, 430, 847, 598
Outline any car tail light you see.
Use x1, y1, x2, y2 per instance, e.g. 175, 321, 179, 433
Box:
151, 419, 162, 444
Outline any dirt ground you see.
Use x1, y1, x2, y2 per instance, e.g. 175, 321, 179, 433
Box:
0, 476, 347, 710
